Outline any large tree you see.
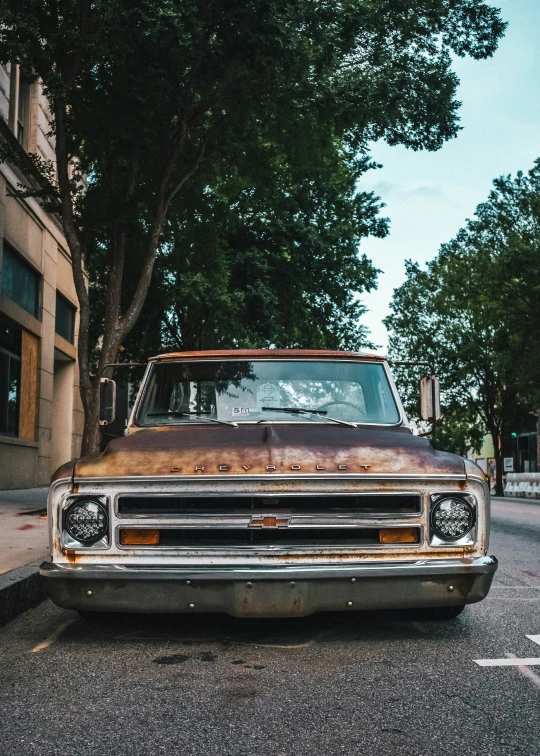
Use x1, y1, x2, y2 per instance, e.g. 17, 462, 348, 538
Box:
0, 0, 506, 454
123, 149, 385, 356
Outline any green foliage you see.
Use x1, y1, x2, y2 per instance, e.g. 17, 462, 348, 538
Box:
124, 149, 384, 355
386, 159, 540, 492
430, 405, 484, 457
0, 0, 506, 451
453, 160, 540, 409
0, 0, 507, 302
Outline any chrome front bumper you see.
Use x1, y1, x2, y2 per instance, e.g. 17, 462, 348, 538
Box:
40, 556, 497, 617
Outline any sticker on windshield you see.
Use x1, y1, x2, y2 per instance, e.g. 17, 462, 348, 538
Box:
257, 383, 281, 410
232, 407, 250, 416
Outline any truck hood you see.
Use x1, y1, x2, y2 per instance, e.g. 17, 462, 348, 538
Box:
73, 424, 465, 479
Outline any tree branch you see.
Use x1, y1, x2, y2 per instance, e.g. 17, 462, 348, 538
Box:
116, 128, 208, 341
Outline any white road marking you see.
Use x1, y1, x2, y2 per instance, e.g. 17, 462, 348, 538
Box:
474, 658, 540, 667
475, 635, 540, 667
30, 620, 75, 653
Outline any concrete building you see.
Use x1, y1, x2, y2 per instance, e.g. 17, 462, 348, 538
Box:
0, 63, 84, 489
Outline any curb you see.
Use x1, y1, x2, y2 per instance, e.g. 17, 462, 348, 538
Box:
0, 562, 47, 626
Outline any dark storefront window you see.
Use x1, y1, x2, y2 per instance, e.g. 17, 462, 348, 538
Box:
55, 292, 76, 343
2, 243, 40, 318
0, 315, 21, 436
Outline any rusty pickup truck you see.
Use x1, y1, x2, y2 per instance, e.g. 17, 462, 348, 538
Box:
41, 349, 497, 619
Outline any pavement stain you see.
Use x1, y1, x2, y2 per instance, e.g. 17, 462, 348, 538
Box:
152, 653, 190, 665
199, 651, 218, 662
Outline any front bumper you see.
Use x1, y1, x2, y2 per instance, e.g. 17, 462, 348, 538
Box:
40, 555, 497, 618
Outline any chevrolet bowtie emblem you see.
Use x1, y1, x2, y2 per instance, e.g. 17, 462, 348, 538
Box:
248, 515, 291, 528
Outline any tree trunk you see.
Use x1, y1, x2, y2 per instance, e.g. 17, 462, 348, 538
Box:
80, 377, 101, 457
490, 426, 505, 497
53, 96, 207, 457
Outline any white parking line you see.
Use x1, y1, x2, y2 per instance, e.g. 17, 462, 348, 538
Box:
474, 635, 540, 667
474, 657, 540, 667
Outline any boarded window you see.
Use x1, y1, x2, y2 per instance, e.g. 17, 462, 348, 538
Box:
55, 291, 76, 343
19, 330, 38, 441
2, 243, 40, 318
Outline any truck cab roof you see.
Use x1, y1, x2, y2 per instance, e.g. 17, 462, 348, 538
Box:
149, 349, 387, 362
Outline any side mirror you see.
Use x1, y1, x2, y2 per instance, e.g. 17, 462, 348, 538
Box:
419, 375, 441, 425
99, 378, 117, 426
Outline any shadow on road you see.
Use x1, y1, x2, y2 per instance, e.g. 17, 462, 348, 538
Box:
64, 606, 473, 651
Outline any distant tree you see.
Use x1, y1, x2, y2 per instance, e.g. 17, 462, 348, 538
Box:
385, 159, 540, 495
456, 160, 540, 409
430, 405, 485, 458
0, 0, 506, 454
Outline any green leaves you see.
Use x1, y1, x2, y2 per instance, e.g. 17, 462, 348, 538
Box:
386, 160, 540, 476
0, 0, 507, 452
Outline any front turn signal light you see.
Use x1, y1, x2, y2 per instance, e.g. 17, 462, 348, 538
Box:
120, 528, 160, 545
379, 527, 418, 544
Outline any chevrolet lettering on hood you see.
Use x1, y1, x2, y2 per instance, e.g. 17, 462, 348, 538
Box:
170, 463, 368, 473
42, 349, 497, 620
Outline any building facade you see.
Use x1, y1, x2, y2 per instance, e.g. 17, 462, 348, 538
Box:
0, 63, 84, 489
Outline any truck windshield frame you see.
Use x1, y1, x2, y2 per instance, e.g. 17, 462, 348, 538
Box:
135, 359, 402, 428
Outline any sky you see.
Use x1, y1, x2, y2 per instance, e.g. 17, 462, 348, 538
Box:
359, 0, 540, 353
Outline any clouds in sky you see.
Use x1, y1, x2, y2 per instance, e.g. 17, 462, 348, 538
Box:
359, 0, 540, 353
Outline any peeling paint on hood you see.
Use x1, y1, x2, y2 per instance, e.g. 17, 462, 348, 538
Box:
73, 424, 465, 479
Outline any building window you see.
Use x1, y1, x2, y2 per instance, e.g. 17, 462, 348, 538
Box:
9, 64, 31, 148
17, 76, 30, 146
0, 314, 21, 436
1, 242, 41, 318
55, 292, 76, 344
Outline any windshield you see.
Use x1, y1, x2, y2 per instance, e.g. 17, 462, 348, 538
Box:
137, 360, 401, 426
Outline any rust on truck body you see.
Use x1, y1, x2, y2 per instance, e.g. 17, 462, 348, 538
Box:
75, 424, 464, 480
148, 348, 387, 363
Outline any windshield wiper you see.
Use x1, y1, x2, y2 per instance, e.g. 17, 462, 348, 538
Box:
260, 406, 357, 428
146, 411, 237, 428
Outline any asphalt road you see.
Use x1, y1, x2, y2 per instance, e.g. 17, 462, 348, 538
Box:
1, 496, 539, 756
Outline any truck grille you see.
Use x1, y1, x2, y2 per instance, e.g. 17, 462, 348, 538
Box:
120, 526, 421, 548
117, 494, 421, 517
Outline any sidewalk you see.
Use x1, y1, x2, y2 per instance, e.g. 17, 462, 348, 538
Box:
492, 494, 540, 505
0, 487, 49, 625
0, 488, 49, 575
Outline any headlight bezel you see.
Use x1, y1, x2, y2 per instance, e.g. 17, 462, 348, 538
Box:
62, 496, 110, 548
430, 493, 477, 545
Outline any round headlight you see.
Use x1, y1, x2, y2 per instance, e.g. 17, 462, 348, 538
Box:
431, 497, 475, 541
65, 500, 108, 544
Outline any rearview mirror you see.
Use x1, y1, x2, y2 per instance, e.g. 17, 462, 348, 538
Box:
419, 375, 441, 424
99, 378, 117, 426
